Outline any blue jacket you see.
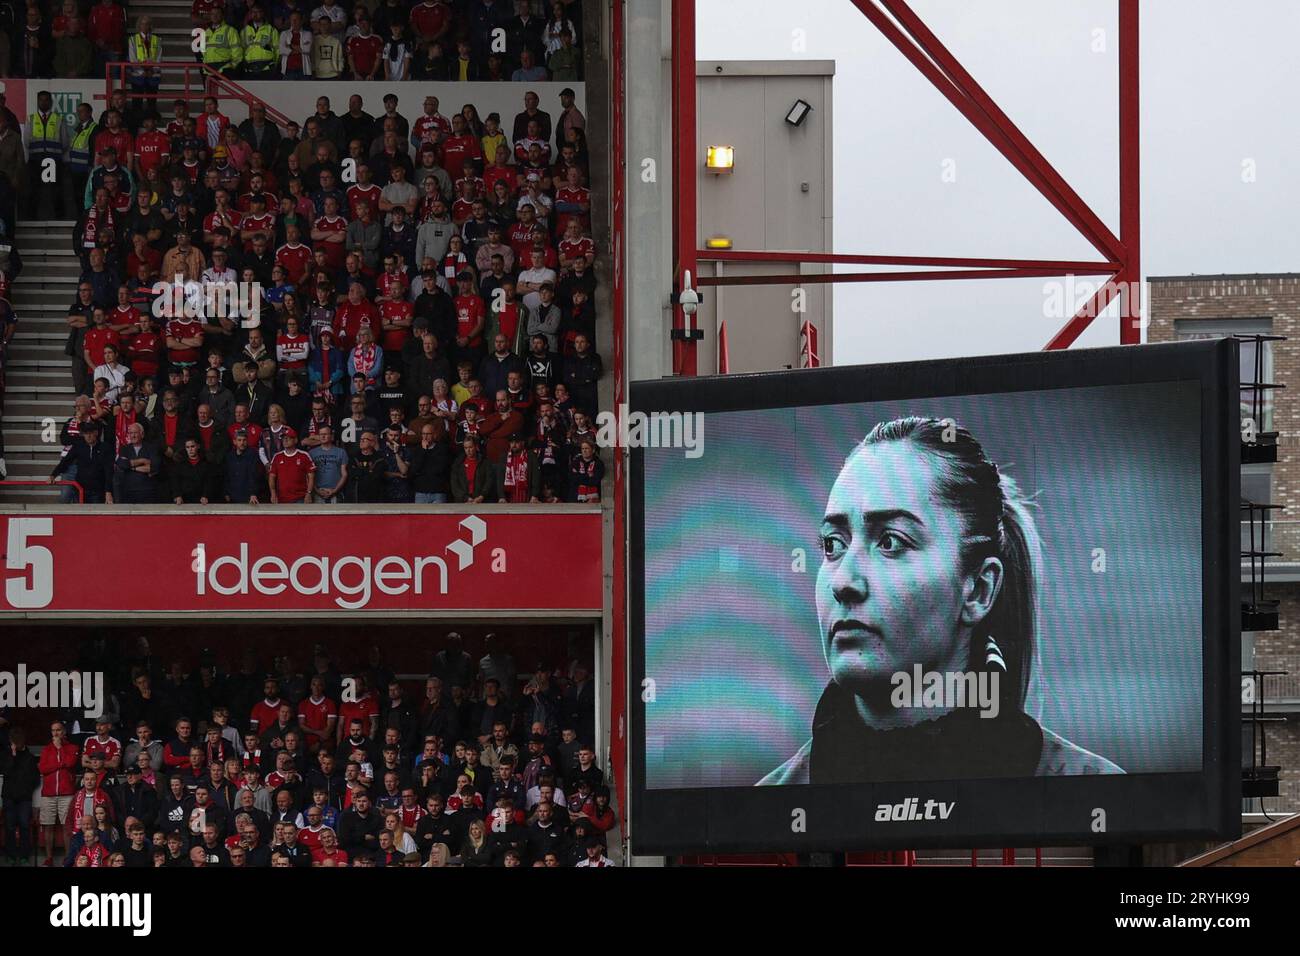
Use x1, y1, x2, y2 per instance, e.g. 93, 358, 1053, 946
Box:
113, 442, 161, 503
307, 346, 346, 399
224, 448, 264, 503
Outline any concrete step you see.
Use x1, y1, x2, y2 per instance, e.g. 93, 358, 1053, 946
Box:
8, 330, 70, 347
13, 236, 76, 254
0, 463, 59, 481
3, 414, 67, 428
6, 356, 72, 370
11, 288, 80, 306
1, 383, 76, 401
2, 400, 73, 418
20, 260, 81, 277
2, 444, 65, 461
16, 221, 75, 231
16, 305, 80, 317
20, 249, 79, 261
4, 370, 73, 389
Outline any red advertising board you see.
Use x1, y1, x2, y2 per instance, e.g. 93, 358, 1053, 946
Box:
0, 511, 603, 616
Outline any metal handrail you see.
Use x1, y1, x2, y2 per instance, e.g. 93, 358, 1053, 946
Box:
104, 61, 293, 131
0, 480, 85, 502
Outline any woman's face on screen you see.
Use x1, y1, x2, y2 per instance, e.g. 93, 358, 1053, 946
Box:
816, 441, 972, 694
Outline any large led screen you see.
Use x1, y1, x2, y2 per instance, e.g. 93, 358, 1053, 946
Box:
630, 341, 1240, 853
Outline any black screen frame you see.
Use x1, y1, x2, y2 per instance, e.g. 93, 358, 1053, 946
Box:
628, 340, 1241, 855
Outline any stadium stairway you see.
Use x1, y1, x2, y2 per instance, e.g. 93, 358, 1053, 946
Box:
1, 220, 79, 504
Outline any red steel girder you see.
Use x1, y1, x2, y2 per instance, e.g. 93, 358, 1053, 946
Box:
671, 0, 1141, 363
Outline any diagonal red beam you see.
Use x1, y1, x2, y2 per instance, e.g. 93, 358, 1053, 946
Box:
849, 0, 1124, 265
879, 0, 1125, 263
698, 266, 1116, 288
1044, 271, 1125, 349
697, 249, 1122, 271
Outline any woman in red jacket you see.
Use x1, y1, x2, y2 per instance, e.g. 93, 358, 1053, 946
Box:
38, 720, 80, 866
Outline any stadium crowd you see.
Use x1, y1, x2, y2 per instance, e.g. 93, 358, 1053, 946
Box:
2, 0, 604, 504
0, 635, 616, 867
0, 0, 582, 82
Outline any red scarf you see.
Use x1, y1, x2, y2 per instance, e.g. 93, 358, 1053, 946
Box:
115, 408, 137, 448
352, 343, 379, 385
83, 205, 116, 249
503, 448, 530, 502
317, 346, 335, 401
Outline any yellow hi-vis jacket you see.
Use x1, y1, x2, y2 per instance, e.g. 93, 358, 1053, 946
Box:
202, 23, 244, 71
241, 23, 279, 68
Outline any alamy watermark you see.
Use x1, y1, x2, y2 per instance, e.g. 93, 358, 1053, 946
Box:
0, 665, 105, 719
891, 664, 1000, 719
151, 277, 262, 327
594, 405, 705, 459
1042, 276, 1147, 330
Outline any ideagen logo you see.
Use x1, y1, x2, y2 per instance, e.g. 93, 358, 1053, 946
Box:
874, 798, 955, 822
192, 516, 490, 610
49, 887, 151, 936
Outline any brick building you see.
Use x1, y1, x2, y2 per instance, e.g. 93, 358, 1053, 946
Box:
1149, 273, 1300, 813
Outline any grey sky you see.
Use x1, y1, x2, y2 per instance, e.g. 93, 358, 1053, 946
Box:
697, 0, 1300, 364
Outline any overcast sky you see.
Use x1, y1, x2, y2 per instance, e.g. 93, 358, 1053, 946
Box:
696, 0, 1300, 365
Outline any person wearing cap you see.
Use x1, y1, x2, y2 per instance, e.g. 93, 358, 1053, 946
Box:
83, 145, 134, 213
267, 426, 315, 504
496, 431, 541, 503
575, 832, 614, 867
51, 419, 114, 503
308, 326, 347, 402
113, 762, 159, 833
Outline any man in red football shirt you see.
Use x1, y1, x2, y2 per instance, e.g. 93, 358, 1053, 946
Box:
439, 113, 482, 182
276, 222, 313, 287
268, 427, 316, 503
346, 14, 384, 80
239, 193, 276, 252
311, 196, 349, 271
132, 112, 171, 184
227, 403, 264, 449
125, 312, 162, 380
452, 271, 486, 368
409, 0, 452, 46
248, 677, 284, 734
93, 110, 134, 169
411, 95, 451, 149
337, 675, 381, 743
297, 676, 338, 753
88, 0, 127, 71
333, 281, 379, 351
379, 276, 414, 355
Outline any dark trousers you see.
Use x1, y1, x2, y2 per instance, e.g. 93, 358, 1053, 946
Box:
65, 170, 89, 218
24, 157, 60, 220
2, 797, 33, 860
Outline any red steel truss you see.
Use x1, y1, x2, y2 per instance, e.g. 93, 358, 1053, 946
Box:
670, 0, 1141, 374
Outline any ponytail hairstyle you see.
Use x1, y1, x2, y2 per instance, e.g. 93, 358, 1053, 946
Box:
857, 416, 1042, 712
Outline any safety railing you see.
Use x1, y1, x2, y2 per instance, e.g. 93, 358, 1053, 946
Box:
0, 480, 84, 503
104, 61, 293, 131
